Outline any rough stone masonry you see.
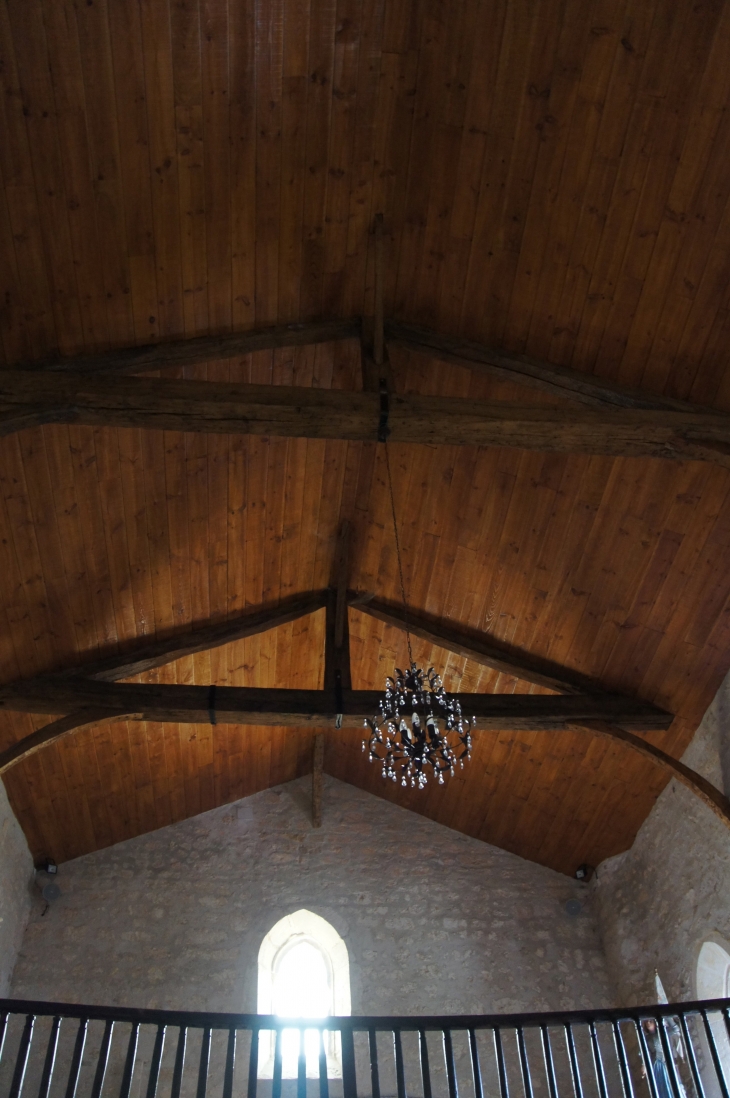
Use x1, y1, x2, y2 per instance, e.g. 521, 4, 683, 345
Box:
10, 775, 613, 1014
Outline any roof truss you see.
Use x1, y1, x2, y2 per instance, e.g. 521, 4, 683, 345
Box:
2, 314, 729, 832
2, 317, 730, 468
0, 578, 727, 829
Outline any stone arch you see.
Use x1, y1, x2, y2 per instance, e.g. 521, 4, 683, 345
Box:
257, 909, 351, 1078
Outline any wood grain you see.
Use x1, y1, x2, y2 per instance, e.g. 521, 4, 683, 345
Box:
567, 720, 730, 829
4, 0, 730, 872
10, 320, 361, 375
352, 595, 608, 695
385, 321, 715, 412
3, 372, 730, 467
0, 680, 672, 730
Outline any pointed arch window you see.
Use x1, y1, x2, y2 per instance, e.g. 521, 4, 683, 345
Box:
697, 940, 730, 1086
257, 910, 351, 1078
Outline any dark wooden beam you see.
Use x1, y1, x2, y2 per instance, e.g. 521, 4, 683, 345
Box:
312, 733, 324, 828
2, 370, 730, 465
351, 595, 607, 695
11, 319, 361, 376
52, 591, 328, 683
0, 710, 126, 775
334, 523, 351, 655
0, 680, 672, 730
568, 720, 730, 829
324, 525, 353, 726
385, 320, 712, 414
374, 215, 385, 371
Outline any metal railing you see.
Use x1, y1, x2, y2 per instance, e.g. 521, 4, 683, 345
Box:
0, 997, 729, 1098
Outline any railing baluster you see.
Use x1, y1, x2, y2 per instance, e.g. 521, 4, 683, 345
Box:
90, 1019, 114, 1098
658, 1017, 684, 1098
297, 1028, 307, 1098
272, 1028, 284, 1098
541, 1026, 558, 1098
0, 992, 725, 1098
701, 1010, 730, 1098
394, 1029, 407, 1098
370, 1029, 382, 1098
565, 1024, 583, 1098
493, 1028, 510, 1098
223, 1028, 237, 1098
196, 1027, 211, 1098
419, 1029, 432, 1098
247, 1025, 260, 1098
612, 1021, 633, 1098
171, 1027, 188, 1098
8, 1014, 34, 1098
64, 1018, 88, 1098
119, 1022, 140, 1098
443, 1029, 458, 1098
517, 1025, 533, 1098
318, 1027, 329, 1098
341, 1025, 357, 1098
37, 1015, 62, 1098
589, 1022, 609, 1098
679, 1014, 707, 1098
469, 1029, 483, 1098
636, 1018, 660, 1098
0, 1011, 10, 1066
145, 1024, 167, 1098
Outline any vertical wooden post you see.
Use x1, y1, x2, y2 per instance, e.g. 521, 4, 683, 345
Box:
374, 213, 384, 369
334, 520, 351, 650
312, 733, 324, 828
361, 214, 390, 392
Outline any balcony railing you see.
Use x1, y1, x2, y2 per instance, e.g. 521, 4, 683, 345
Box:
0, 997, 729, 1098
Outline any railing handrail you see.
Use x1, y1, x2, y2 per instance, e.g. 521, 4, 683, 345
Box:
1, 996, 728, 1032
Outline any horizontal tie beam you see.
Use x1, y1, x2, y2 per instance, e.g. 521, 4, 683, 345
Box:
1, 371, 730, 465
0, 680, 672, 730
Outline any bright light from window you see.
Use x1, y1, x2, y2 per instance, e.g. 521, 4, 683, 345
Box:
274, 941, 331, 1018
274, 939, 331, 1076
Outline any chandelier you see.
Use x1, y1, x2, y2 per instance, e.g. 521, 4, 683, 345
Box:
363, 446, 475, 788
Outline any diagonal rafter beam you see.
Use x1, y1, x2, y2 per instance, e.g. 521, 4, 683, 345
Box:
350, 597, 730, 823
568, 720, 730, 829
0, 710, 128, 775
53, 590, 329, 683
385, 321, 711, 414
350, 595, 602, 695
11, 319, 361, 377
2, 370, 730, 467
0, 590, 329, 774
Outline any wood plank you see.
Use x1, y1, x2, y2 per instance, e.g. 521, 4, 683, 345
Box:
71, 591, 329, 682
386, 320, 714, 411
352, 594, 620, 695
568, 719, 730, 828
312, 731, 324, 827
12, 320, 361, 375
0, 710, 124, 775
5, 372, 730, 464
0, 681, 673, 729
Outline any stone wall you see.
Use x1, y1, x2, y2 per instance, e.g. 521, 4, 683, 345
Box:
594, 672, 730, 1005
0, 780, 34, 995
10, 775, 615, 1014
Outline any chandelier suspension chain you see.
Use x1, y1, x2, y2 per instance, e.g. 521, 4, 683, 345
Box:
383, 441, 414, 669
363, 441, 475, 789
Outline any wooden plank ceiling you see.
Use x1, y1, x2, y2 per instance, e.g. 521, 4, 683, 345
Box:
2, 0, 730, 875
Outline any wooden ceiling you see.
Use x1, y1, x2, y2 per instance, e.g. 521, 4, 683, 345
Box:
2, 0, 730, 875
